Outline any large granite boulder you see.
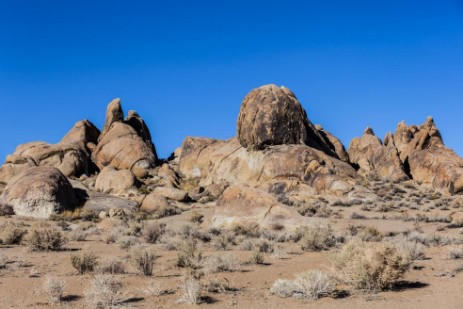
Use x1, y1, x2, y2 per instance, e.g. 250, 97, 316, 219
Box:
0, 120, 100, 183
0, 166, 79, 218
392, 117, 463, 195
348, 127, 408, 181
95, 166, 138, 195
213, 186, 312, 229
92, 99, 157, 178
236, 85, 338, 157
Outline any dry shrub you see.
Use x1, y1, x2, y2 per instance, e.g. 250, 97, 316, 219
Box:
447, 247, 463, 260
300, 225, 337, 251
203, 254, 241, 274
2, 223, 27, 245
271, 270, 336, 300
27, 227, 67, 251
359, 226, 383, 242
178, 276, 201, 305
117, 236, 139, 249
130, 246, 156, 276
143, 222, 166, 244
390, 236, 425, 261
175, 236, 204, 278
98, 258, 126, 274
0, 253, 7, 269
43, 276, 65, 304
85, 274, 123, 309
71, 250, 99, 274
250, 251, 265, 265
331, 240, 411, 292
190, 211, 204, 224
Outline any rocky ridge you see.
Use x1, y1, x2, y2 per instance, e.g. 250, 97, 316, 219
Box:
0, 84, 462, 228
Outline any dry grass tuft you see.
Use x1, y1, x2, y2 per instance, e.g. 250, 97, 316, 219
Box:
271, 270, 336, 299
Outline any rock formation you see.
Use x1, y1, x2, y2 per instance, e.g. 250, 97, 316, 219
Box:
392, 117, 463, 194
0, 166, 78, 218
92, 99, 158, 178
236, 84, 339, 158
95, 166, 138, 195
213, 186, 311, 229
0, 120, 100, 183
179, 137, 357, 196
348, 127, 408, 181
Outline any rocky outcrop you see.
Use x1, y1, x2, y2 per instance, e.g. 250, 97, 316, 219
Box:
100, 98, 124, 139
392, 117, 463, 195
92, 99, 158, 178
0, 166, 78, 218
179, 137, 357, 196
95, 166, 138, 195
315, 125, 350, 162
0, 120, 100, 183
348, 127, 408, 181
125, 110, 156, 153
236, 85, 338, 158
213, 186, 312, 229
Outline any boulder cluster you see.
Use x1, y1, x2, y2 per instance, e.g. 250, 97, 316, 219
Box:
1, 84, 462, 229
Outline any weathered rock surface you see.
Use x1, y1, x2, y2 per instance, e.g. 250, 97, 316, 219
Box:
152, 186, 189, 202
213, 186, 312, 229
236, 85, 338, 157
0, 120, 100, 183
348, 127, 408, 181
140, 193, 170, 213
92, 99, 158, 178
95, 166, 138, 195
179, 137, 357, 196
392, 117, 463, 195
315, 125, 350, 162
0, 166, 78, 218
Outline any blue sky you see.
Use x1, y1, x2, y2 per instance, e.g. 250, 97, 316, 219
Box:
0, 1, 462, 161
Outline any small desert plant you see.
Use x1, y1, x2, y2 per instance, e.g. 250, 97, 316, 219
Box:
43, 276, 65, 304
251, 251, 265, 265
143, 222, 166, 244
447, 247, 463, 260
85, 274, 123, 309
190, 211, 204, 224
331, 240, 411, 292
178, 276, 202, 305
27, 227, 67, 251
359, 226, 383, 242
71, 250, 99, 274
130, 246, 156, 276
2, 224, 27, 245
0, 253, 7, 269
270, 270, 336, 299
175, 236, 204, 278
203, 254, 241, 274
272, 245, 287, 259
117, 236, 139, 249
29, 267, 40, 278
69, 227, 89, 241
98, 258, 126, 274
390, 236, 425, 261
212, 232, 236, 250
300, 225, 337, 251
139, 280, 172, 296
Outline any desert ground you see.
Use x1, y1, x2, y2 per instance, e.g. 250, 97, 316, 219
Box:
2, 178, 463, 308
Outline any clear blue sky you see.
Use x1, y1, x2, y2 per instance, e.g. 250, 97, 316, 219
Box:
1, 1, 462, 161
